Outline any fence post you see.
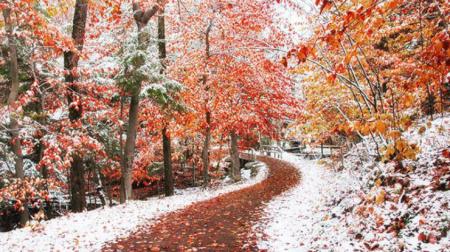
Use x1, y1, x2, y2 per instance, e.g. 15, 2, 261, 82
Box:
321, 143, 324, 157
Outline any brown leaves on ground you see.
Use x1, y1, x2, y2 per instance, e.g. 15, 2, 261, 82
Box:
103, 157, 300, 251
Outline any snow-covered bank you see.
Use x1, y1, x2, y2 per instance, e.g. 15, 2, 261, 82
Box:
256, 115, 450, 251
255, 153, 359, 251
0, 163, 268, 252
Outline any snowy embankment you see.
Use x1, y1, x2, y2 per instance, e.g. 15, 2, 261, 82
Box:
255, 153, 359, 251
0, 163, 268, 252
257, 115, 449, 251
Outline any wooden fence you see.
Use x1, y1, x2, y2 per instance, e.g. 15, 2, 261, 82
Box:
287, 144, 347, 161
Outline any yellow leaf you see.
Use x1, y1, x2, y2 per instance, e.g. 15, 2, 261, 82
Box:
403, 150, 417, 160
395, 139, 407, 151
403, 94, 414, 107
399, 117, 413, 130
375, 190, 386, 205
375, 120, 387, 134
383, 144, 396, 161
375, 178, 382, 187
344, 49, 357, 65
361, 125, 370, 135
388, 130, 401, 139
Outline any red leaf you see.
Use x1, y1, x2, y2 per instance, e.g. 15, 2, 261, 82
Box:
281, 57, 288, 67
418, 232, 427, 242
297, 46, 309, 63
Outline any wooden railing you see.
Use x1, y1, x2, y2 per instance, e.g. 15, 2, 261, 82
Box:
244, 148, 257, 161
287, 144, 347, 160
260, 145, 283, 159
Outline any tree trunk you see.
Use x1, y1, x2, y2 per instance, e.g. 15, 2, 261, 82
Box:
119, 49, 142, 204
216, 135, 223, 170
118, 34, 141, 204
119, 3, 159, 203
3, 5, 29, 227
70, 155, 86, 212
120, 24, 147, 203
157, 2, 173, 196
120, 93, 139, 203
30, 66, 47, 178
201, 21, 213, 186
230, 131, 241, 181
64, 0, 88, 212
162, 127, 174, 196
425, 83, 435, 119
157, 1, 167, 68
201, 111, 211, 185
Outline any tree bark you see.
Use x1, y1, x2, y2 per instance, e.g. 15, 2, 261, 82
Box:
216, 135, 224, 170
3, 4, 29, 227
64, 0, 88, 212
120, 3, 159, 203
201, 21, 213, 186
157, 1, 167, 66
120, 93, 139, 203
230, 131, 241, 181
201, 111, 211, 185
69, 155, 86, 211
162, 127, 174, 196
29, 63, 47, 178
157, 3, 174, 196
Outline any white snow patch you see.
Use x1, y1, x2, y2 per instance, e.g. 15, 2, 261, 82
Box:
49, 108, 66, 121
256, 153, 359, 251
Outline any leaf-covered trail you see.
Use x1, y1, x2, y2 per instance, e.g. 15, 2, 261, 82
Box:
103, 157, 300, 251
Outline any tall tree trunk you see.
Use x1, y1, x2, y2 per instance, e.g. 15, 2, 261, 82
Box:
157, 0, 167, 66
201, 21, 213, 186
3, 5, 29, 227
162, 127, 174, 196
216, 134, 224, 170
201, 111, 211, 185
230, 131, 241, 181
426, 82, 435, 120
158, 3, 174, 196
120, 3, 159, 203
30, 64, 47, 178
120, 93, 139, 203
64, 0, 88, 212
69, 155, 85, 211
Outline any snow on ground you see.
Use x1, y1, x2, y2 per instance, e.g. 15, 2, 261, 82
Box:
0, 163, 268, 252
255, 153, 360, 251
257, 115, 450, 251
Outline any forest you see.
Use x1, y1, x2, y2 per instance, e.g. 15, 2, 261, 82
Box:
0, 0, 449, 251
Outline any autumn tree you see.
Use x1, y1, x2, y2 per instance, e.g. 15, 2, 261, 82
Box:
119, 2, 158, 202
169, 0, 297, 181
157, 0, 175, 196
2, 1, 28, 226
64, 0, 89, 212
285, 0, 449, 161
0, 0, 80, 225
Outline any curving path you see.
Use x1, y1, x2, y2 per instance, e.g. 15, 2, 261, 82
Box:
103, 156, 300, 251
